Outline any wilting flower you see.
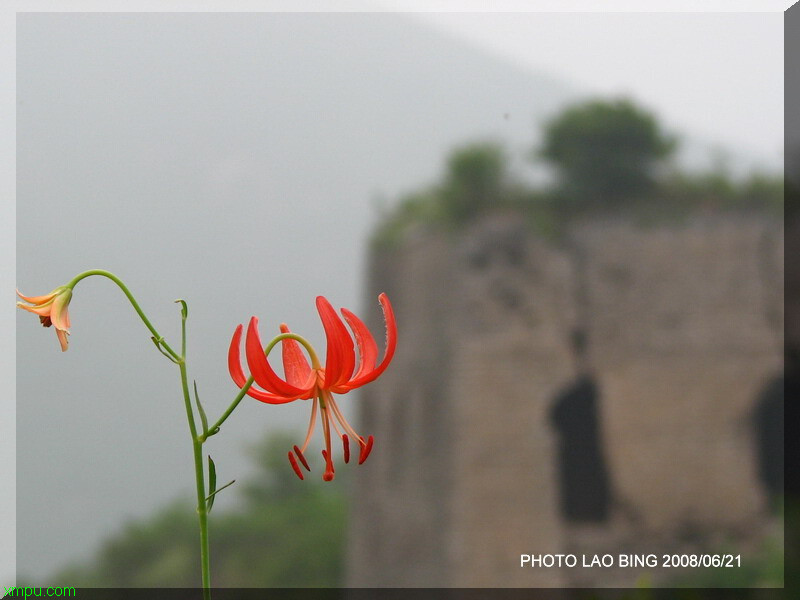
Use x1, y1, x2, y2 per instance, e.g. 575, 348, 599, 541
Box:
17, 286, 73, 352
228, 293, 396, 481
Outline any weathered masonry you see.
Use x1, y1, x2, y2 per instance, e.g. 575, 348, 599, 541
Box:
347, 212, 783, 587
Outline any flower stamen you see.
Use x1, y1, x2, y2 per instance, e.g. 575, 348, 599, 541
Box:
342, 434, 350, 464
320, 396, 335, 481
288, 451, 304, 480
229, 293, 394, 480
292, 445, 310, 472
298, 398, 319, 454
326, 393, 365, 446
359, 435, 374, 465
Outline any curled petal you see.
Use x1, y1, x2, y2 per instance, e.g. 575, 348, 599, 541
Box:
279, 324, 314, 389
341, 307, 378, 382
16, 289, 59, 305
228, 324, 298, 404
339, 293, 397, 390
316, 296, 356, 388
246, 317, 312, 398
17, 303, 55, 317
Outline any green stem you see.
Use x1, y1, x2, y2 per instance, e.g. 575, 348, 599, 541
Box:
180, 359, 212, 599
65, 269, 211, 595
201, 378, 252, 442
174, 305, 211, 598
201, 332, 319, 442
65, 269, 181, 361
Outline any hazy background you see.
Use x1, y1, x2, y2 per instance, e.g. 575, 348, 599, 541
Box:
14, 8, 782, 584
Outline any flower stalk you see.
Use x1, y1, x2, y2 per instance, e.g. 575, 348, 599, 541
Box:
18, 271, 215, 597
17, 269, 396, 595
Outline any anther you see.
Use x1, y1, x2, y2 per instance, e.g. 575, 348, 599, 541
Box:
342, 434, 351, 464
288, 451, 304, 480
293, 445, 311, 471
358, 435, 374, 465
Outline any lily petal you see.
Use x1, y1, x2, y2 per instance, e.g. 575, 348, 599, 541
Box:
245, 317, 312, 398
16, 289, 59, 305
316, 296, 356, 388
56, 328, 70, 352
279, 324, 315, 389
228, 324, 299, 404
341, 307, 378, 382
339, 293, 396, 390
16, 302, 55, 317
48, 288, 72, 331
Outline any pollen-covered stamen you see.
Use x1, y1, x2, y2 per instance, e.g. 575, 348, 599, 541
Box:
358, 435, 374, 465
40, 316, 53, 327
293, 445, 310, 471
288, 451, 304, 480
342, 434, 351, 464
321, 449, 335, 481
299, 397, 319, 454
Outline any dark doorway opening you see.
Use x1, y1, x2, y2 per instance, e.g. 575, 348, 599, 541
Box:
753, 373, 784, 508
550, 374, 611, 522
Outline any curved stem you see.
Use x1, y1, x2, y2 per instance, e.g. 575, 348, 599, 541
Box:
269, 332, 321, 368
202, 332, 318, 441
201, 378, 252, 442
65, 269, 211, 595
65, 269, 181, 361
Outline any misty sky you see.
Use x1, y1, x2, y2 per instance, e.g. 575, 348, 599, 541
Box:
8, 7, 784, 583
406, 10, 784, 171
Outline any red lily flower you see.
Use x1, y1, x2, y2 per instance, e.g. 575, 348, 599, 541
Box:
17, 286, 73, 352
228, 293, 396, 481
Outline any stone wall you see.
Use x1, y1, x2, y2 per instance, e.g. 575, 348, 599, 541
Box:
346, 211, 783, 587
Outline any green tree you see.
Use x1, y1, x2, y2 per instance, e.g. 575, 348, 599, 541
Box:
441, 142, 508, 221
540, 98, 676, 205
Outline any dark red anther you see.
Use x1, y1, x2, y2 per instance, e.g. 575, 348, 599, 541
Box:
321, 449, 335, 482
293, 445, 310, 471
358, 435, 374, 465
342, 434, 351, 464
288, 451, 304, 480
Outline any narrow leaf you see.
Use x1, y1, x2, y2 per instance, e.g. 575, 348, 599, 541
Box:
150, 336, 178, 363
193, 381, 209, 436
205, 480, 235, 502
207, 456, 217, 512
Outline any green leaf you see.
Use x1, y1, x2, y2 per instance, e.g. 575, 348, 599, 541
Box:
207, 456, 217, 513
193, 381, 209, 437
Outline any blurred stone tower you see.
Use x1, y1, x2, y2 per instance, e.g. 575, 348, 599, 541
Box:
346, 211, 783, 587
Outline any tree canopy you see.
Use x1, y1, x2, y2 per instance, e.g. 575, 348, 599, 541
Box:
540, 98, 676, 205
